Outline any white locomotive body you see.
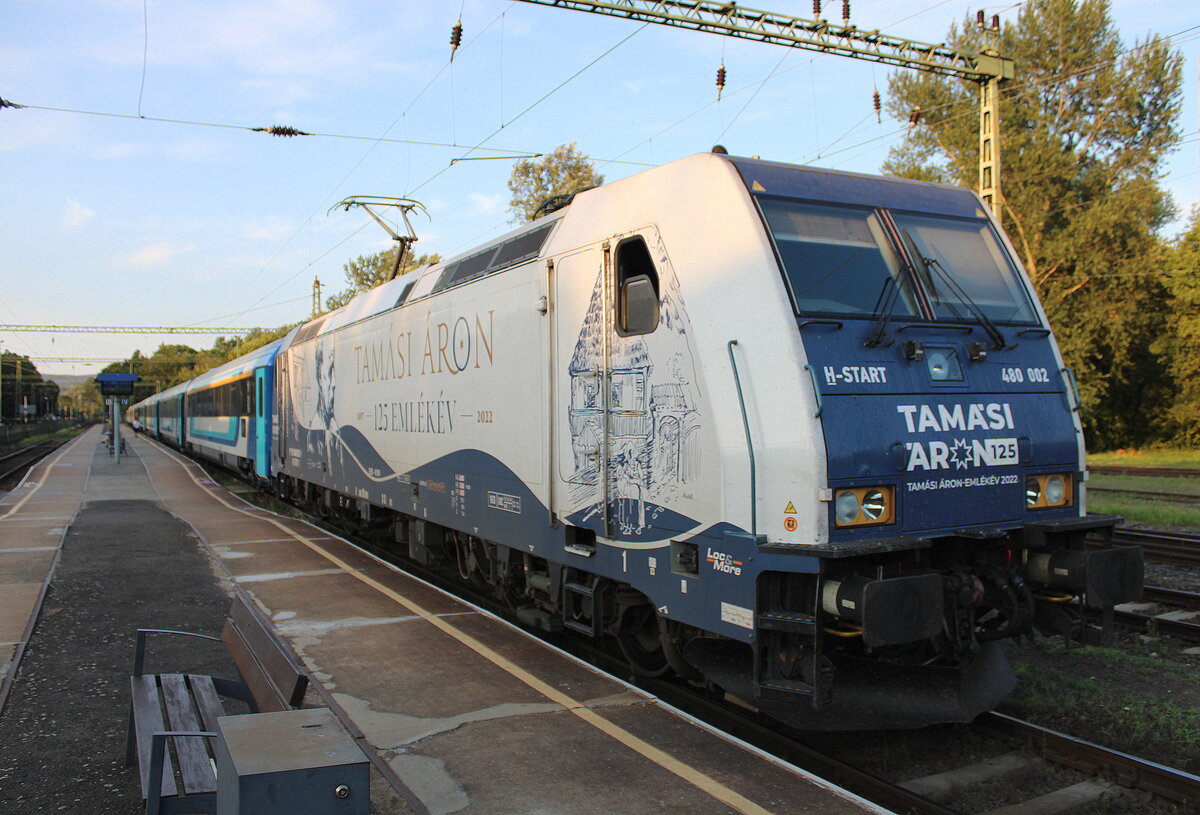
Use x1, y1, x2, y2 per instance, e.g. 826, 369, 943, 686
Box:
138, 152, 1142, 729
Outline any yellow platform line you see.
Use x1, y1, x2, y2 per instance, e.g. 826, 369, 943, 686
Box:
0, 430, 93, 521
149, 439, 776, 815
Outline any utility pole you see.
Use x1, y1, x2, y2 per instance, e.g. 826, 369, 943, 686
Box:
312, 277, 323, 319
513, 0, 1014, 220
15, 354, 22, 423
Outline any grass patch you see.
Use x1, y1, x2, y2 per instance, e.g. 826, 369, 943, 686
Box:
1087, 494, 1200, 528
0, 425, 87, 455
1003, 640, 1200, 767
1088, 449, 1200, 469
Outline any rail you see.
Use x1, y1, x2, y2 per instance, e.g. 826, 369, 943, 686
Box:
976, 712, 1200, 807
1107, 527, 1200, 569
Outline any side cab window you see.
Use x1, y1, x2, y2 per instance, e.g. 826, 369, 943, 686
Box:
615, 236, 661, 336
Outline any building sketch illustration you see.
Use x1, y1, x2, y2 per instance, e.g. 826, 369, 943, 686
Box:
566, 237, 705, 537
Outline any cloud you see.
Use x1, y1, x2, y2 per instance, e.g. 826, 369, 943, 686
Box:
125, 242, 195, 266
61, 199, 95, 230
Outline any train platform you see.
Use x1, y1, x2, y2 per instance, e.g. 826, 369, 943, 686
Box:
0, 425, 890, 815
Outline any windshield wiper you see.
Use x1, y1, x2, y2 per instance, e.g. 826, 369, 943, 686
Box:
901, 229, 1007, 350
864, 276, 901, 347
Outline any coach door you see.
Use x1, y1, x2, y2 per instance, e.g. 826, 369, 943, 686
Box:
254, 366, 270, 477
552, 235, 662, 540
274, 354, 289, 467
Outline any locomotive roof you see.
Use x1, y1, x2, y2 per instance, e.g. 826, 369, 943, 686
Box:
289, 213, 566, 345
285, 151, 990, 349
723, 155, 986, 217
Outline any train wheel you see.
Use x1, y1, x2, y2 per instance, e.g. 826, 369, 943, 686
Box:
617, 603, 670, 677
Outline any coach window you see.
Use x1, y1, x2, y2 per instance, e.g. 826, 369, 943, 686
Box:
615, 236, 660, 336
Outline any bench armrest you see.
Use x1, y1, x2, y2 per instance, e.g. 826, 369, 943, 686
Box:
133, 628, 222, 676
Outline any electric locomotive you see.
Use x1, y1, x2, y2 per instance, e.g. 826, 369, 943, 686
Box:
136, 151, 1142, 730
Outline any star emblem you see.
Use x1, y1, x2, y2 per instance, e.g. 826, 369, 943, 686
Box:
949, 437, 973, 470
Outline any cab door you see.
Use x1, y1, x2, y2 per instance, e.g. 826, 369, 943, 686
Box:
552, 234, 662, 540
553, 246, 606, 534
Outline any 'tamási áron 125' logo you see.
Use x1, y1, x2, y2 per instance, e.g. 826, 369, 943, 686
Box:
897, 402, 1018, 472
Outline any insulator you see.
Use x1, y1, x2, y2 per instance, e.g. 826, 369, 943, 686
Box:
716, 64, 727, 101
812, 0, 821, 17
908, 107, 922, 126
842, 0, 850, 23
0, 97, 23, 109
450, 20, 463, 61
976, 10, 985, 28
872, 89, 881, 123
992, 14, 1000, 30
252, 125, 310, 137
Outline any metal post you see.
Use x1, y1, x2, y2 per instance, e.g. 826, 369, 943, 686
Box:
112, 397, 121, 464
978, 74, 1003, 224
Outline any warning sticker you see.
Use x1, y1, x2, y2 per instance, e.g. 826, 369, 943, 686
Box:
721, 602, 754, 630
784, 517, 798, 532
784, 501, 797, 514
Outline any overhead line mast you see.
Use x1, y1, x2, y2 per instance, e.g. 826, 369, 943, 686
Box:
512, 0, 1013, 219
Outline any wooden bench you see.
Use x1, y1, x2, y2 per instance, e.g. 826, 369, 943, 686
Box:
125, 594, 309, 815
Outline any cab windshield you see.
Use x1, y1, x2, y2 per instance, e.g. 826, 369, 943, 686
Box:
761, 198, 1037, 324
761, 200, 917, 317
891, 212, 1037, 324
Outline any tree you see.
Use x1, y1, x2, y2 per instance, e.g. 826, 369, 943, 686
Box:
883, 0, 1182, 449
1162, 209, 1200, 444
507, 142, 604, 223
325, 247, 441, 312
1, 352, 53, 421
59, 380, 103, 419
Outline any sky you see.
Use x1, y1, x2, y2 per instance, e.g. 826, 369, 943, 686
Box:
3, 0, 1198, 382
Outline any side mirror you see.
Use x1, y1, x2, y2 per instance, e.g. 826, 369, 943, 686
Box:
620, 274, 660, 335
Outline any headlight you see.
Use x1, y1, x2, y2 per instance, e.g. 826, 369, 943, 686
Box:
834, 486, 896, 527
861, 489, 887, 521
1045, 475, 1066, 505
1025, 473, 1073, 509
1025, 478, 1041, 506
835, 492, 861, 525
925, 347, 963, 381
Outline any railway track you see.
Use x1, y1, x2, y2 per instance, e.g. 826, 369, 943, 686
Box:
1089, 485, 1200, 503
1114, 585, 1200, 642
0, 440, 62, 488
637, 662, 1200, 814
1110, 526, 1200, 569
1090, 465, 1200, 479
197, 464, 1200, 815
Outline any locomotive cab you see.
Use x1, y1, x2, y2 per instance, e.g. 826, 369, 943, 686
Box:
692, 157, 1144, 729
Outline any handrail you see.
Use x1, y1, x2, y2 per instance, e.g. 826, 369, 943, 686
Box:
803, 364, 824, 419
1061, 366, 1081, 412
727, 340, 757, 536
